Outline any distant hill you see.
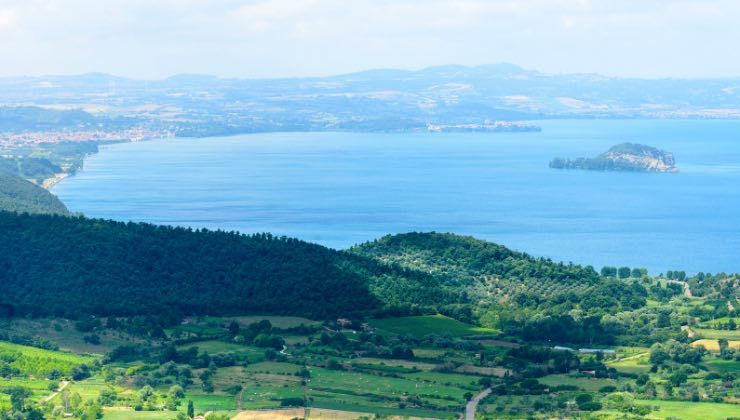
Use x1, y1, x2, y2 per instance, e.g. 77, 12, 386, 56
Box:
0, 106, 138, 132
0, 106, 97, 131
350, 233, 648, 329
0, 173, 69, 215
550, 143, 678, 172
1, 64, 739, 137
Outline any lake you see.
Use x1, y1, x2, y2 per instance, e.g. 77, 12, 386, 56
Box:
54, 119, 740, 274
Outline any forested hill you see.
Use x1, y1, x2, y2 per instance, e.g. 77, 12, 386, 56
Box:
1, 214, 658, 343
0, 212, 452, 319
0, 173, 69, 215
350, 233, 648, 321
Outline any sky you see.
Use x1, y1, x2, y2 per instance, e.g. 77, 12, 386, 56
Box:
0, 0, 739, 79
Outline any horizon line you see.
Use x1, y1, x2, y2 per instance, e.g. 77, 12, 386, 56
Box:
3, 63, 740, 83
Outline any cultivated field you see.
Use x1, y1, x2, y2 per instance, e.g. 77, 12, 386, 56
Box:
635, 399, 740, 419
0, 340, 95, 376
369, 315, 498, 338
690, 338, 740, 351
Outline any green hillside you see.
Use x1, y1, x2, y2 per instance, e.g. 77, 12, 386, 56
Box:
0, 217, 657, 344
0, 341, 95, 377
350, 232, 643, 311
351, 232, 650, 342
0, 173, 69, 215
0, 212, 451, 320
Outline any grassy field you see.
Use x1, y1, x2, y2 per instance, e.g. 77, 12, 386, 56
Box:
283, 335, 310, 345
693, 328, 740, 340
0, 319, 146, 354
477, 339, 521, 349
176, 340, 266, 362
369, 315, 498, 338
608, 353, 651, 374
615, 346, 650, 357
244, 361, 303, 375
233, 407, 433, 420
240, 385, 303, 409
207, 362, 304, 409
207, 359, 477, 414
454, 365, 509, 377
230, 316, 320, 329
0, 340, 96, 376
169, 323, 225, 336
704, 358, 740, 374
690, 338, 740, 351
186, 393, 237, 411
189, 315, 320, 331
403, 371, 481, 389
411, 348, 449, 359
102, 409, 180, 419
177, 340, 248, 353
0, 377, 53, 405
699, 316, 739, 328
350, 357, 435, 371
308, 366, 468, 407
635, 399, 740, 419
538, 374, 622, 392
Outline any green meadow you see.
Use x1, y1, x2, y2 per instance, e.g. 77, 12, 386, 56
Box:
636, 399, 740, 419
0, 341, 95, 376
369, 315, 498, 338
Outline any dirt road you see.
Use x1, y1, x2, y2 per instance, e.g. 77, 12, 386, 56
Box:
465, 388, 491, 420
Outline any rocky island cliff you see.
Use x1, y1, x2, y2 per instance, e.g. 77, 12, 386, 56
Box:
550, 143, 678, 173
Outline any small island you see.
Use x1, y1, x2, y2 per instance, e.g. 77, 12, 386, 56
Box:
550, 142, 678, 173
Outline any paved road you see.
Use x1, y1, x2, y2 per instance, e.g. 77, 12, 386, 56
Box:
465, 388, 491, 420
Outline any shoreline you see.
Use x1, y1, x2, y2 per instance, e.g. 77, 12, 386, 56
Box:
39, 136, 166, 192
42, 172, 70, 190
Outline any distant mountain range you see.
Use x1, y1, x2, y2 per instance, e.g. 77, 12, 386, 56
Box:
1, 64, 739, 135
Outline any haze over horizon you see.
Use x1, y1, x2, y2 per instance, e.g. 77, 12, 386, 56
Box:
1, 0, 740, 80
8, 61, 740, 83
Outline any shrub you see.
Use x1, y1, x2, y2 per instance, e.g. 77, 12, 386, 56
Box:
575, 394, 592, 405
551, 384, 579, 391
579, 401, 602, 411
280, 397, 304, 407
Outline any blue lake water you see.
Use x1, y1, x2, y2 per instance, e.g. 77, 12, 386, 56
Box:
54, 119, 740, 274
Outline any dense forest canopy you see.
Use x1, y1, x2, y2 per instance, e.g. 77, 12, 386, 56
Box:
0, 212, 456, 320
0, 174, 69, 215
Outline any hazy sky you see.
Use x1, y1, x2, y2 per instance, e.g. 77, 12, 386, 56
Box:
1, 0, 739, 79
